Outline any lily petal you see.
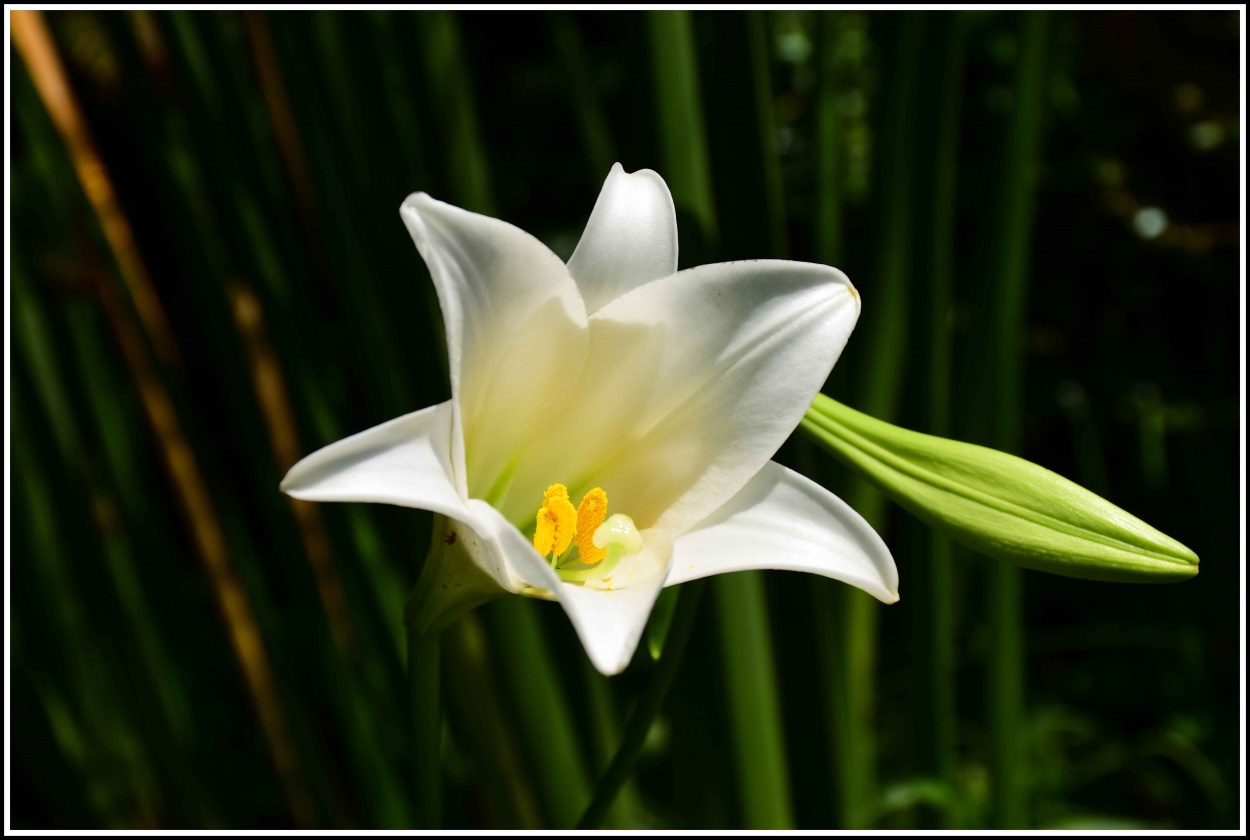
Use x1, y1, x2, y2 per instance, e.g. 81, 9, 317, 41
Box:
476, 500, 674, 676
453, 499, 545, 595
280, 400, 470, 522
400, 193, 589, 500
504, 260, 859, 533
666, 461, 899, 603
550, 539, 672, 676
567, 163, 679, 316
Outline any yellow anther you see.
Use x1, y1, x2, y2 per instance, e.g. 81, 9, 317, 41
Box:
574, 487, 609, 565
534, 485, 576, 558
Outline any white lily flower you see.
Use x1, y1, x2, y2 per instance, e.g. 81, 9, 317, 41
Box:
281, 164, 898, 675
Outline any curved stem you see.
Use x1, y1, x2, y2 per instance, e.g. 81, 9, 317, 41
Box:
576, 580, 707, 829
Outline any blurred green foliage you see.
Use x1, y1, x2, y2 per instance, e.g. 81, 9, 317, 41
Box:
9, 10, 1241, 829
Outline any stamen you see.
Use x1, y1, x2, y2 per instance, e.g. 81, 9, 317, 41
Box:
532, 486, 643, 585
574, 487, 609, 564
533, 484, 576, 559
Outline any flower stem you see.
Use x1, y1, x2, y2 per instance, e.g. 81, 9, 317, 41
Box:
915, 11, 969, 827
487, 599, 591, 827
695, 14, 797, 828
442, 615, 545, 827
813, 11, 844, 269
576, 580, 706, 829
715, 573, 796, 828
406, 522, 450, 829
828, 13, 925, 829
647, 10, 717, 247
408, 622, 441, 829
583, 658, 643, 827
980, 13, 1048, 828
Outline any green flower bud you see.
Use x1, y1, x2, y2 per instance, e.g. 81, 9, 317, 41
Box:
801, 394, 1198, 583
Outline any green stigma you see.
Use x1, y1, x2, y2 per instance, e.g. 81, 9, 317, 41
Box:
556, 514, 642, 585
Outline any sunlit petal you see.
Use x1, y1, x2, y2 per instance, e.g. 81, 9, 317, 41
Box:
400, 193, 589, 499
567, 163, 679, 315
502, 260, 859, 533
665, 461, 898, 603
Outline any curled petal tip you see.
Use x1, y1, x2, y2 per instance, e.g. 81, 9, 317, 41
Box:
399, 190, 432, 212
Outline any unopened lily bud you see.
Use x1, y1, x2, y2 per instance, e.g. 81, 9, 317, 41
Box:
801, 394, 1199, 583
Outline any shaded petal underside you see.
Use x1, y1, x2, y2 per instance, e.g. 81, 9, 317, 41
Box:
280, 400, 468, 521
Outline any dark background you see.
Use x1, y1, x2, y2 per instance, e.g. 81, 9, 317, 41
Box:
10, 10, 1242, 829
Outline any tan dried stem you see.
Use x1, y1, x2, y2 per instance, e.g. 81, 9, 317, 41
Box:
226, 280, 354, 650
13, 10, 313, 827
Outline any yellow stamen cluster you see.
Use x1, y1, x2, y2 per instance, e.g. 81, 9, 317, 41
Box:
533, 483, 609, 564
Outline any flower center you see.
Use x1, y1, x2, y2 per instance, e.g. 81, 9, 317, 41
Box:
533, 484, 642, 584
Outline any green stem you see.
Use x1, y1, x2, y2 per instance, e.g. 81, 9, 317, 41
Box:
551, 13, 617, 178
965, 11, 1048, 828
486, 599, 591, 827
405, 519, 456, 829
916, 11, 969, 827
810, 19, 848, 826
442, 615, 544, 828
747, 10, 787, 258
991, 14, 1048, 830
813, 12, 844, 268
648, 10, 717, 246
831, 14, 925, 829
577, 581, 706, 829
408, 623, 441, 828
583, 660, 642, 827
715, 573, 795, 828
416, 11, 494, 215
829, 586, 879, 830
922, 535, 957, 824
988, 562, 1023, 828
670, 14, 795, 827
